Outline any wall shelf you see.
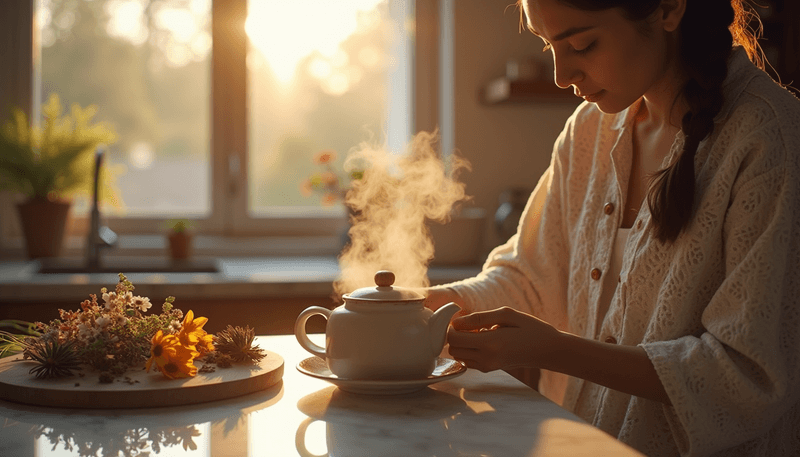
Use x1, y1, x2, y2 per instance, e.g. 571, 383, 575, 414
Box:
481, 77, 580, 104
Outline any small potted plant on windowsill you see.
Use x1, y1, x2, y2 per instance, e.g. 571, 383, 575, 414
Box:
167, 218, 194, 260
0, 93, 117, 258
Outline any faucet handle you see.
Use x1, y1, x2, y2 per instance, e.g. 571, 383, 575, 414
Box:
97, 226, 118, 247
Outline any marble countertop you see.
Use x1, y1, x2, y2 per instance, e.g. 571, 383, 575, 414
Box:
0, 334, 644, 457
0, 257, 482, 302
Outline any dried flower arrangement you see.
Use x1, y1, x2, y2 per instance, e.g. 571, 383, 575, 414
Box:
0, 274, 265, 382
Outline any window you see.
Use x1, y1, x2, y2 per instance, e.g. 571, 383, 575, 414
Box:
1, 0, 425, 255
39, 0, 213, 220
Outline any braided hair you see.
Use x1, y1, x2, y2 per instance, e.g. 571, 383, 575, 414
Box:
518, 0, 764, 242
647, 0, 734, 242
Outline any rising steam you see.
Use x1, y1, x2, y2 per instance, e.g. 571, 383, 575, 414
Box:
334, 130, 471, 297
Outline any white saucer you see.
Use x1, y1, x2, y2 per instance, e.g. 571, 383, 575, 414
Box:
297, 357, 467, 395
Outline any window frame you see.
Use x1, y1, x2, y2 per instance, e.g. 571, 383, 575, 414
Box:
0, 0, 440, 257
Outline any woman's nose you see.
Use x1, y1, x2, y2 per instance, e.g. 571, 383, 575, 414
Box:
553, 53, 583, 89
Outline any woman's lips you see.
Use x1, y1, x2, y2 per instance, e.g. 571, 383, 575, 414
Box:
578, 90, 604, 102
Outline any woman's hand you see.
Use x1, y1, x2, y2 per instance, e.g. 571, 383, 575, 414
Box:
446, 307, 562, 373
448, 307, 672, 404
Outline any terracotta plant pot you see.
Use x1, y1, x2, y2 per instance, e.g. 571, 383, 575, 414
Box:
16, 198, 71, 259
168, 232, 193, 260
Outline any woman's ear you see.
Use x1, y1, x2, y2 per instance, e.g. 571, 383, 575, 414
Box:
659, 0, 686, 32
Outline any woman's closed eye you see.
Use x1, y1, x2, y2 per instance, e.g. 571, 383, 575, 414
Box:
542, 40, 596, 55
572, 41, 597, 55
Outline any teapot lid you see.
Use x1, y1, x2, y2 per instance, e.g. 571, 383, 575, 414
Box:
344, 271, 424, 301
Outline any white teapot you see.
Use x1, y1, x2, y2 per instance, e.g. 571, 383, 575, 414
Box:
295, 270, 461, 380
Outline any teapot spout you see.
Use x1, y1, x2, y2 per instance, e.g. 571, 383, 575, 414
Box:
429, 302, 460, 356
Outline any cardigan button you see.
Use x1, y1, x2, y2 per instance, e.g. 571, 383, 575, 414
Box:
591, 268, 602, 281
636, 220, 643, 230
604, 336, 617, 344
603, 203, 615, 215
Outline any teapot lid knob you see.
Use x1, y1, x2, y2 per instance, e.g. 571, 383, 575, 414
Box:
345, 270, 423, 301
374, 270, 395, 288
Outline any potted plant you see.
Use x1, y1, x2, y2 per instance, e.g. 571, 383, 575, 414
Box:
167, 218, 194, 260
0, 93, 117, 258
301, 150, 365, 247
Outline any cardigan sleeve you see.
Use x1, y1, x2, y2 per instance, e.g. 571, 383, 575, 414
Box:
641, 116, 800, 456
435, 116, 574, 329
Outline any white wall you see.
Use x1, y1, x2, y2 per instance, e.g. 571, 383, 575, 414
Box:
450, 0, 579, 254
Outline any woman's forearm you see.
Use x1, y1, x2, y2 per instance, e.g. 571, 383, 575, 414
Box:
544, 332, 672, 405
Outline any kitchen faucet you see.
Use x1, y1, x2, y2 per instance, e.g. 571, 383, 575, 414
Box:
86, 146, 118, 271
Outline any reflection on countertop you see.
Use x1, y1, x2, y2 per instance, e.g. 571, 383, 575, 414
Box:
0, 335, 645, 457
0, 256, 481, 302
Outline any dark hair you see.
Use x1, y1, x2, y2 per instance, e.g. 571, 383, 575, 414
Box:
519, 0, 764, 242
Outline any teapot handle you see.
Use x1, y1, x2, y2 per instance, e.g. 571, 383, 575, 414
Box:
295, 306, 331, 358
295, 417, 328, 457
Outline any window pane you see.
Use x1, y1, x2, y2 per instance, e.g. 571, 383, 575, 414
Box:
38, 0, 211, 217
246, 0, 410, 215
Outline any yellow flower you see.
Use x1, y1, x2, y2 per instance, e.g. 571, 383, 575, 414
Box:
147, 330, 199, 379
196, 332, 216, 354
146, 309, 214, 380
146, 330, 179, 373
178, 310, 208, 346
180, 309, 214, 353
157, 344, 199, 379
177, 310, 208, 347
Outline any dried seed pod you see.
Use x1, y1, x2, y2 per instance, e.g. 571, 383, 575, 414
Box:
26, 339, 82, 379
214, 325, 266, 363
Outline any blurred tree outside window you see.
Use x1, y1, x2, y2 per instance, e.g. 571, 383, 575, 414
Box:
37, 0, 413, 225
39, 0, 212, 217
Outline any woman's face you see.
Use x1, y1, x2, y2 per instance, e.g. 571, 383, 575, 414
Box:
524, 0, 674, 114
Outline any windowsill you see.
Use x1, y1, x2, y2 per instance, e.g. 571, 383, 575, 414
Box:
0, 255, 481, 303
0, 208, 488, 303
1, 233, 347, 260
0, 232, 484, 302
2, 208, 489, 263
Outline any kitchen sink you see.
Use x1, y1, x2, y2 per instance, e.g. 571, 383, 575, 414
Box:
37, 256, 220, 274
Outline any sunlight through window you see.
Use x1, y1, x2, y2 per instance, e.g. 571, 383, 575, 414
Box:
245, 1, 384, 83
246, 0, 413, 213
38, 0, 212, 217
35, 0, 412, 224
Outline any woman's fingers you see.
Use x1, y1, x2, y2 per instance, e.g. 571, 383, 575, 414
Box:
447, 344, 488, 372
451, 309, 495, 331
447, 324, 506, 372
451, 306, 518, 331
447, 308, 558, 373
446, 345, 478, 361
447, 324, 497, 348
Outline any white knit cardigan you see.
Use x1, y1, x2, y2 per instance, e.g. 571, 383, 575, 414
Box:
439, 48, 800, 456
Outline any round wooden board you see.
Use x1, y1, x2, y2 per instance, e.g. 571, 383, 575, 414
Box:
0, 350, 284, 409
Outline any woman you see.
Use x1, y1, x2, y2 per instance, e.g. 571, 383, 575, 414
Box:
425, 0, 800, 455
